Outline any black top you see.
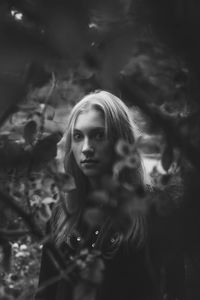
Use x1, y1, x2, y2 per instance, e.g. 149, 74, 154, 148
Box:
35, 233, 156, 300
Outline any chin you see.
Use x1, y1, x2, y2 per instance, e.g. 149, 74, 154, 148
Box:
83, 170, 99, 177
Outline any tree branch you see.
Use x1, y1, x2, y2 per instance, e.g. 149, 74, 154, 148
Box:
119, 77, 200, 170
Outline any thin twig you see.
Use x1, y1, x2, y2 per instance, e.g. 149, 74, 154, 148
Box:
36, 273, 63, 293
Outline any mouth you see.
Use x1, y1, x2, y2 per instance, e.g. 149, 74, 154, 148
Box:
81, 159, 99, 165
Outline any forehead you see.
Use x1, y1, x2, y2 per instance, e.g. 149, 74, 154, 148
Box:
74, 108, 105, 130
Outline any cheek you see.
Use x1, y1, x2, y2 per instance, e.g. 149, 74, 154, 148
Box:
99, 142, 114, 162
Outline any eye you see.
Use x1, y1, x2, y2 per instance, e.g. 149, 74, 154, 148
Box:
94, 131, 105, 140
73, 132, 83, 141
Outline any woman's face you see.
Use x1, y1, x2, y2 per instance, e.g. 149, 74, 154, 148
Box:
71, 108, 114, 180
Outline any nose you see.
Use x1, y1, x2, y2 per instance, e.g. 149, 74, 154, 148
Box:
82, 138, 94, 156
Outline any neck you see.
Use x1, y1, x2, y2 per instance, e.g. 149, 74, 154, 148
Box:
88, 177, 101, 191
88, 170, 113, 192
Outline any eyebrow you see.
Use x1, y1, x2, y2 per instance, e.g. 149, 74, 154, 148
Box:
73, 127, 105, 132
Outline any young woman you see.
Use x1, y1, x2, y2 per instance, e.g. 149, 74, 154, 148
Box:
35, 90, 156, 300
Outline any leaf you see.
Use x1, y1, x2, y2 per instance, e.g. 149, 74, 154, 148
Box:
32, 132, 62, 163
42, 197, 57, 205
36, 204, 52, 223
23, 120, 37, 145
115, 139, 131, 157
30, 194, 41, 207
161, 145, 173, 172
126, 153, 139, 168
113, 160, 126, 175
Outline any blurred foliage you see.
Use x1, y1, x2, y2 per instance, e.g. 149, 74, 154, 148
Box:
0, 238, 41, 300
0, 0, 200, 299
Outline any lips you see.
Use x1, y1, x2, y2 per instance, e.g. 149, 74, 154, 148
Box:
80, 159, 99, 168
81, 159, 99, 164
